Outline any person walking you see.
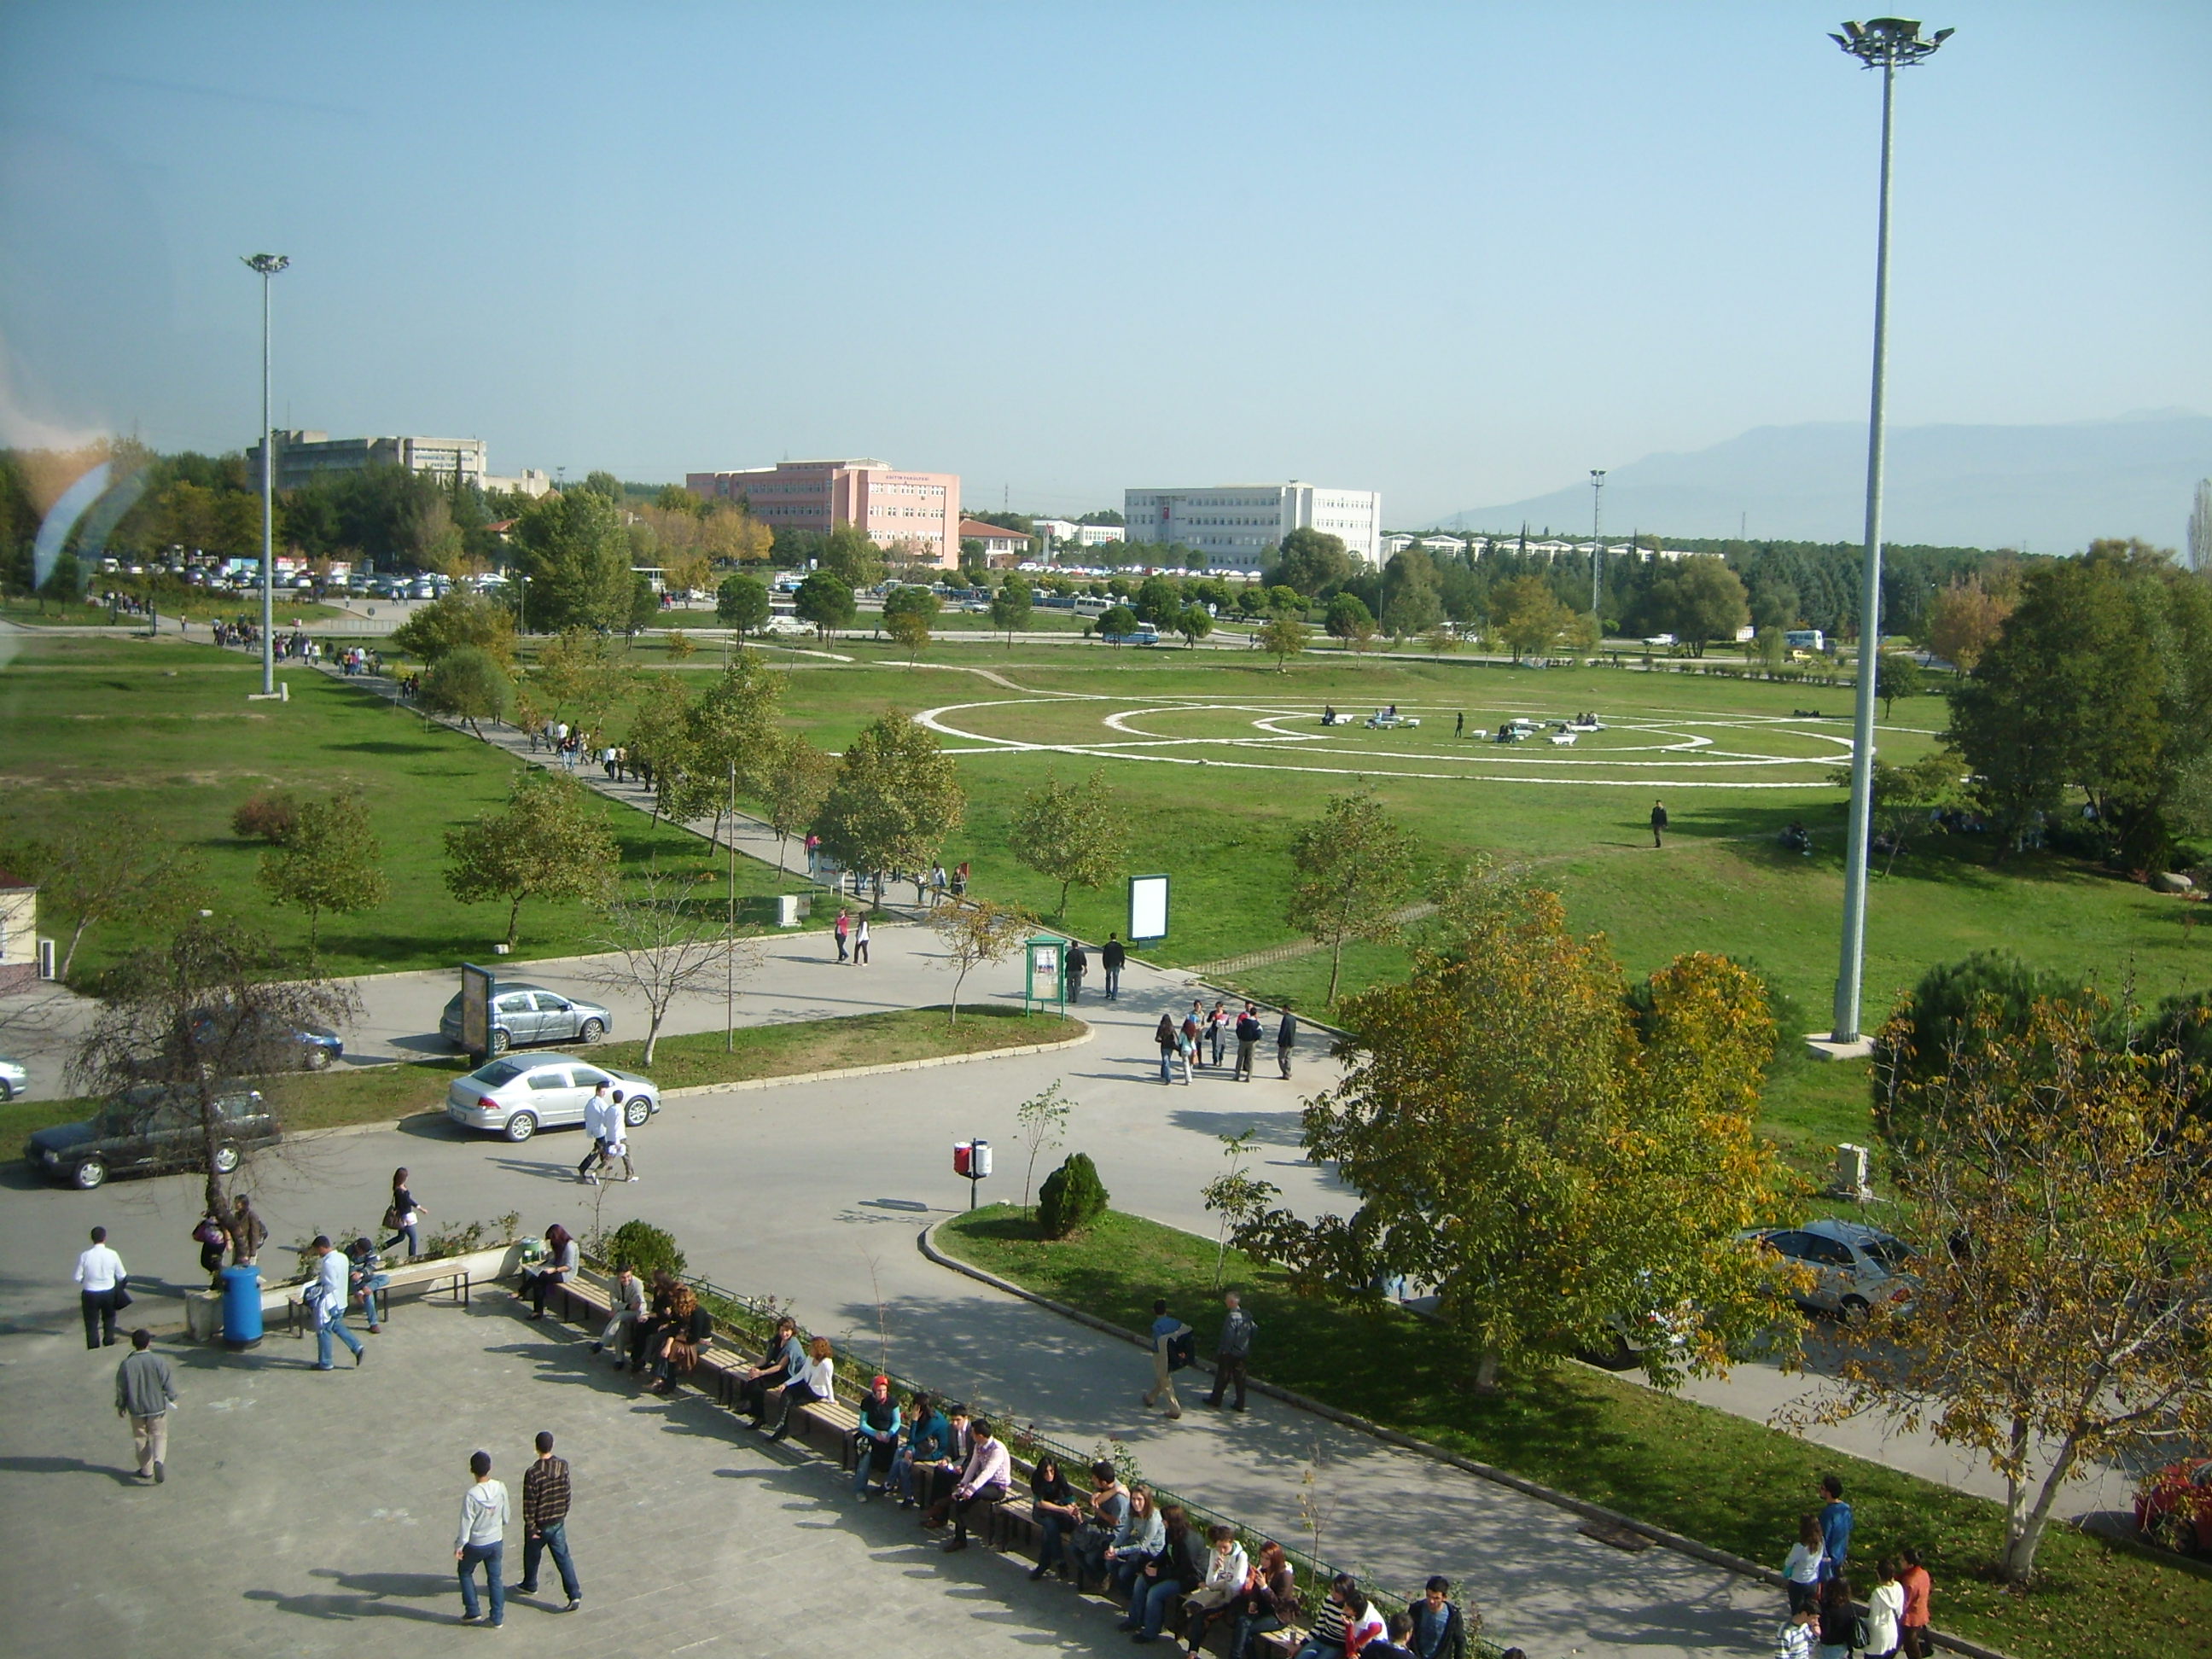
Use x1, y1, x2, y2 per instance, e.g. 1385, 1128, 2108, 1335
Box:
114, 1329, 178, 1483
1202, 1290, 1256, 1411
1454, 711, 1464, 738
577, 1084, 615, 1184
228, 1194, 267, 1265
1101, 932, 1125, 999
453, 1449, 509, 1627
1773, 1603, 1819, 1659
1233, 1004, 1263, 1081
1276, 1006, 1297, 1079
1897, 1547, 1933, 1659
853, 914, 870, 965
1064, 940, 1087, 1003
1206, 999, 1230, 1068
1817, 1475, 1854, 1580
834, 906, 851, 963
600, 1124, 636, 1184
307, 1236, 366, 1370
1155, 1015, 1179, 1086
1866, 1558, 1906, 1659
1813, 1575, 1856, 1659
1650, 799, 1668, 848
1142, 1298, 1191, 1419
381, 1167, 426, 1260
75, 1226, 128, 1350
1186, 1001, 1208, 1068
516, 1430, 582, 1612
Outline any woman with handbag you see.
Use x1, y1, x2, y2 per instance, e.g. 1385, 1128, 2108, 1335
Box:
379, 1168, 426, 1260
646, 1284, 711, 1394
521, 1225, 578, 1320
193, 1206, 231, 1287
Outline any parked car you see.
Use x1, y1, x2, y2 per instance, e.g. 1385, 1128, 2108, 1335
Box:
0, 1054, 26, 1101
1749, 1219, 1918, 1320
188, 1007, 344, 1072
438, 984, 612, 1054
25, 1084, 276, 1190
2135, 1457, 2212, 1555
445, 1054, 658, 1143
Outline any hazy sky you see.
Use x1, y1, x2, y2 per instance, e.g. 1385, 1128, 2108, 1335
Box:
2, 1, 2205, 524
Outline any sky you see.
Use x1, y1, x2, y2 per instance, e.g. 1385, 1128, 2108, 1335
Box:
1, 1, 2205, 526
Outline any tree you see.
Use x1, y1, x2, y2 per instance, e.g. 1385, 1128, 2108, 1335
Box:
1096, 603, 1138, 641
819, 523, 884, 588
1010, 770, 1132, 916
882, 585, 939, 665
1638, 555, 1748, 656
255, 788, 387, 951
579, 469, 626, 504
1174, 603, 1214, 649
663, 628, 696, 661
579, 868, 745, 1065
1012, 1080, 1073, 1219
1284, 791, 1418, 1004
794, 569, 857, 639
1037, 1151, 1110, 1239
1256, 613, 1308, 672
528, 626, 634, 731
1380, 550, 1444, 638
1809, 992, 2212, 1584
1839, 748, 1965, 876
989, 574, 1033, 646
443, 771, 620, 947
763, 736, 837, 870
1270, 527, 1353, 597
511, 487, 634, 633
1925, 575, 2015, 671
1875, 652, 1924, 718
1487, 575, 1571, 662
4, 816, 204, 981
1324, 592, 1377, 650
389, 586, 516, 667
67, 917, 358, 1214
815, 711, 965, 904
418, 646, 509, 736
684, 652, 785, 829
1201, 1129, 1280, 1289
1234, 868, 1790, 1392
1133, 575, 1184, 626
625, 571, 661, 638
932, 896, 1033, 1027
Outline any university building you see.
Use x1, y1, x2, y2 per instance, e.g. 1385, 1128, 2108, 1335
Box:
686, 458, 961, 568
1123, 482, 1382, 570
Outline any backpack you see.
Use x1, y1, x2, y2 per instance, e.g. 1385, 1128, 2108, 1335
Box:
1850, 1615, 1873, 1653
1167, 1330, 1196, 1371
192, 1217, 225, 1248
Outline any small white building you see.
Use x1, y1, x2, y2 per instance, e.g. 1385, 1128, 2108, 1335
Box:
1124, 482, 1383, 570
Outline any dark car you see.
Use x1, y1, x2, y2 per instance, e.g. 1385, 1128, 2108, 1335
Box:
25, 1085, 278, 1191
189, 1007, 344, 1073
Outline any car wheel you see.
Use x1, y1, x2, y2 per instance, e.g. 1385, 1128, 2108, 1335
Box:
488, 1027, 511, 1056
303, 1045, 332, 1071
578, 1017, 606, 1044
624, 1096, 651, 1127
504, 1112, 538, 1144
73, 1158, 108, 1190
212, 1144, 242, 1174
0, 1079, 13, 1102
1839, 1295, 1871, 1325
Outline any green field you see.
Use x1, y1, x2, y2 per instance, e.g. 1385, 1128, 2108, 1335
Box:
940, 1205, 2212, 1659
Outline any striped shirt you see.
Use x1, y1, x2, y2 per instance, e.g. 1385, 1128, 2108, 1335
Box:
522, 1455, 572, 1529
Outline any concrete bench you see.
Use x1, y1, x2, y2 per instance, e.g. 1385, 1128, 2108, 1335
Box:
283, 1257, 470, 1336
797, 1398, 861, 1466
1254, 1625, 1309, 1659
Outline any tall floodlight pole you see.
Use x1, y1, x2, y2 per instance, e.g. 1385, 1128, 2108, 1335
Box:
242, 253, 290, 695
1827, 20, 1949, 1045
1589, 470, 1607, 622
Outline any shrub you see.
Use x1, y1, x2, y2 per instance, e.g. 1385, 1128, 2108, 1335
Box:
602, 1219, 686, 1282
232, 789, 300, 843
1037, 1152, 1110, 1239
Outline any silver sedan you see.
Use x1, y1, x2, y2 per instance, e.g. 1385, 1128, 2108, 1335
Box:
445, 1054, 659, 1144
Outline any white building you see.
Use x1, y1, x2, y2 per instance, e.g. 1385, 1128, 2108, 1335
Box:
484, 469, 556, 499
1123, 482, 1382, 570
1033, 519, 1126, 548
247, 430, 490, 493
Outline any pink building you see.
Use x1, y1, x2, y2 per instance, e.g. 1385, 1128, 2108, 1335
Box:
686, 457, 962, 568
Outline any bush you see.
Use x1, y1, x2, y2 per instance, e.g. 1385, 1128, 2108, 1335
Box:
602, 1219, 685, 1282
232, 789, 300, 843
1037, 1152, 1110, 1239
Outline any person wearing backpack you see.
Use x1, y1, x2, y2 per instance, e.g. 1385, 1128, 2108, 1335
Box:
346, 1237, 391, 1335
1142, 1298, 1191, 1420
1233, 1004, 1264, 1080
306, 1236, 366, 1371
1865, 1559, 1906, 1659
193, 1207, 230, 1288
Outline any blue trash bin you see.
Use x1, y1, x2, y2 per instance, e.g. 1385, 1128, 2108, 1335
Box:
220, 1264, 264, 1351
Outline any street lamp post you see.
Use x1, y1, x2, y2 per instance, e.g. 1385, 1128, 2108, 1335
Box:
1827, 19, 1950, 1045
1589, 469, 1607, 623
242, 253, 290, 696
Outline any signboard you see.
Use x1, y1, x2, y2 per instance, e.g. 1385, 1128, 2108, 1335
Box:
1128, 874, 1170, 942
460, 963, 496, 1059
1023, 934, 1068, 1014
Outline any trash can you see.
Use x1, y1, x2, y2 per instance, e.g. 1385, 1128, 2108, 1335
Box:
220, 1263, 264, 1351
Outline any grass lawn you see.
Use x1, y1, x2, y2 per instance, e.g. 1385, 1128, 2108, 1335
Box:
0, 1006, 1082, 1149
0, 634, 811, 982
938, 1205, 2210, 1659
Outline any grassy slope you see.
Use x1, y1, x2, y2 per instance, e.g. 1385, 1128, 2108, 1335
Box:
939, 1205, 2211, 1659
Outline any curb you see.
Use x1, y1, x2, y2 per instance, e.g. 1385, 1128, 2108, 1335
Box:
917, 1220, 2016, 1659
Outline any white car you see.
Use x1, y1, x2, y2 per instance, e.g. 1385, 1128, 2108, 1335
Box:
763, 615, 812, 636
1752, 1219, 1918, 1321
445, 1053, 660, 1144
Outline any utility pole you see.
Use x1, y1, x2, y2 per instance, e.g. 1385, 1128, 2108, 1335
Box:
1588, 469, 1606, 625
726, 759, 737, 1053
242, 253, 289, 695
1827, 16, 1952, 1046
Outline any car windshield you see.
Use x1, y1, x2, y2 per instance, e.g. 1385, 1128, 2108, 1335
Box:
470, 1060, 528, 1087
1860, 1236, 1917, 1272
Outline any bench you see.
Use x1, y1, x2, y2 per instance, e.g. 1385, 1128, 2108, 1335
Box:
1255, 1626, 1310, 1659
282, 1257, 472, 1336
797, 1398, 861, 1466
1548, 731, 1577, 746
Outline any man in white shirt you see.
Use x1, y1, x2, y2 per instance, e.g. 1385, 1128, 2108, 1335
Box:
453, 1449, 510, 1627
576, 1085, 614, 1185
940, 1417, 1011, 1553
308, 1236, 366, 1371
75, 1226, 127, 1350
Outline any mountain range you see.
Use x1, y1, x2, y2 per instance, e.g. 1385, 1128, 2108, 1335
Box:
1445, 412, 2211, 551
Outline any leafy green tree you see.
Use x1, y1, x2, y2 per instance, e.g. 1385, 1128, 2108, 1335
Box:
625, 572, 661, 637
1875, 652, 1925, 719
1010, 769, 1132, 916
1285, 791, 1417, 1004
819, 523, 884, 588
1871, 949, 2100, 1145
4, 815, 205, 981
1635, 556, 1749, 657
1488, 574, 1570, 662
1096, 603, 1138, 641
882, 585, 939, 666
512, 487, 633, 632
1175, 603, 1214, 648
816, 711, 964, 903
1324, 592, 1378, 655
389, 586, 516, 667
255, 788, 388, 950
716, 573, 771, 641
1256, 613, 1308, 672
579, 469, 625, 504
763, 736, 837, 869
1134, 575, 1184, 626
685, 651, 785, 811
418, 646, 509, 736
1381, 549, 1444, 637
989, 573, 1033, 646
528, 626, 633, 731
1270, 527, 1353, 596
442, 771, 620, 947
1266, 585, 1306, 614
794, 569, 857, 639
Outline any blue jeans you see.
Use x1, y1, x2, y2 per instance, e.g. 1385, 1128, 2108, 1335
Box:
521, 1520, 580, 1601
1130, 1574, 1185, 1638
1160, 1048, 1173, 1083
1037, 1511, 1071, 1574
1231, 1611, 1284, 1659
853, 1436, 895, 1494
457, 1540, 504, 1622
317, 1312, 364, 1367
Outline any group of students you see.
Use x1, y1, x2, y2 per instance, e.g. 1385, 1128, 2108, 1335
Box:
1774, 1477, 1933, 1659
1155, 1000, 1296, 1084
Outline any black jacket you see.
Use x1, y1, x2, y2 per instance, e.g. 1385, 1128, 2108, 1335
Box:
1406, 1598, 1469, 1659
1101, 940, 1126, 969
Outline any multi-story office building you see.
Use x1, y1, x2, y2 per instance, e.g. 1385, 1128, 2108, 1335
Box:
686, 457, 961, 567
1123, 482, 1382, 569
247, 430, 489, 492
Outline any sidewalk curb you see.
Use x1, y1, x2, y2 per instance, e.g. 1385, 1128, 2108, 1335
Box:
917, 1219, 2015, 1659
